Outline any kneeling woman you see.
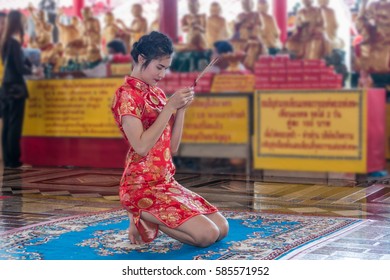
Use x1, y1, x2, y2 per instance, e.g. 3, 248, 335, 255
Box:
111, 31, 229, 247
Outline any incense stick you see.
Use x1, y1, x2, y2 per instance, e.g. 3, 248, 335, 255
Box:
191, 57, 219, 87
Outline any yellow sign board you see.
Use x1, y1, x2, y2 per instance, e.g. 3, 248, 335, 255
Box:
24, 80, 250, 143
24, 78, 123, 138
253, 90, 367, 173
211, 74, 254, 93
109, 63, 132, 76
182, 96, 249, 144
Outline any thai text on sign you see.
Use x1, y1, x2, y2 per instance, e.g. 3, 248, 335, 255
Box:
210, 74, 255, 93
182, 96, 249, 144
24, 78, 123, 138
253, 90, 367, 172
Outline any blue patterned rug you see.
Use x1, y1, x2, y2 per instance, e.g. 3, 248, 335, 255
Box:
0, 210, 364, 260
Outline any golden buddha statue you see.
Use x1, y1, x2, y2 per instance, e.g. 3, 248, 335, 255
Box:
45, 42, 65, 72
206, 2, 229, 48
117, 4, 148, 51
286, 0, 331, 59
233, 0, 260, 42
257, 0, 281, 50
367, 0, 390, 43
355, 0, 390, 72
103, 12, 119, 44
56, 10, 81, 47
318, 0, 344, 50
79, 6, 103, 64
81, 6, 101, 48
28, 5, 53, 49
102, 11, 130, 54
63, 39, 87, 64
180, 0, 208, 51
82, 44, 103, 64
231, 0, 265, 70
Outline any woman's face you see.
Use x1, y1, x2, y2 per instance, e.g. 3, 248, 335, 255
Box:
139, 55, 172, 86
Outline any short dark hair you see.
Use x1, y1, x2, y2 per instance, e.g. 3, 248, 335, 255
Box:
130, 31, 174, 70
213, 40, 233, 54
107, 39, 126, 55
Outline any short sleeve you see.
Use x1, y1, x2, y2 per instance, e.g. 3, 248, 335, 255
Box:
112, 87, 145, 126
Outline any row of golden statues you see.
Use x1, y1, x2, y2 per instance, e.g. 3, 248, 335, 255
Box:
27, 0, 390, 73
179, 0, 345, 70
355, 0, 390, 73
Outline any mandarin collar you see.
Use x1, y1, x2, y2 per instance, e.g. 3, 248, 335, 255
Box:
125, 76, 153, 93
124, 75, 164, 109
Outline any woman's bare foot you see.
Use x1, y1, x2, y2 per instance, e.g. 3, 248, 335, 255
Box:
127, 212, 145, 245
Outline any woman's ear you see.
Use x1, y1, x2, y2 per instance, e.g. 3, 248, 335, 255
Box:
138, 54, 145, 65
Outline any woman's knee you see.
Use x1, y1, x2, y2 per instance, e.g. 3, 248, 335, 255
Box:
193, 225, 220, 247
217, 218, 229, 241
207, 212, 229, 241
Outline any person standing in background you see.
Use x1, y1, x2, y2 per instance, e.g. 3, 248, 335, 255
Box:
0, 10, 33, 168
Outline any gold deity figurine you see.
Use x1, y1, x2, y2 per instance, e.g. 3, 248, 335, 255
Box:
206, 2, 229, 48
46, 42, 65, 72
56, 10, 81, 47
232, 0, 265, 70
181, 0, 208, 50
257, 0, 281, 50
63, 39, 87, 64
355, 0, 390, 72
102, 11, 130, 54
286, 0, 331, 59
366, 0, 390, 43
117, 4, 148, 51
318, 0, 344, 50
81, 7, 101, 48
79, 6, 102, 64
103, 12, 119, 44
233, 0, 261, 43
28, 5, 53, 49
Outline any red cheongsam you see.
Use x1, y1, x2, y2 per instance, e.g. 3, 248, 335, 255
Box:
111, 76, 218, 242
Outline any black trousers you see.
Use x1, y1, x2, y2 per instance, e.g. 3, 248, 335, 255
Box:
1, 98, 26, 167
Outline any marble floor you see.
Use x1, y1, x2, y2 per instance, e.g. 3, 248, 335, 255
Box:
1, 163, 390, 260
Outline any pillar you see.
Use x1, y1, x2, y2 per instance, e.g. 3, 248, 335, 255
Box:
159, 0, 178, 43
273, 0, 287, 44
73, 0, 84, 18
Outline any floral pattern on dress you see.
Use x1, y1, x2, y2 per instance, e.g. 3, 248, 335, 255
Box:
111, 76, 218, 243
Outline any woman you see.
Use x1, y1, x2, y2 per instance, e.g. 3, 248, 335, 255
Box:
111, 31, 229, 247
0, 10, 32, 168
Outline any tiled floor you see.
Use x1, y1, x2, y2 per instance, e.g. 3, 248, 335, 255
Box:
1, 163, 390, 259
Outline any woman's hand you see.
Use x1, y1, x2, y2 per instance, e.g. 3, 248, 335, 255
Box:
166, 87, 194, 111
